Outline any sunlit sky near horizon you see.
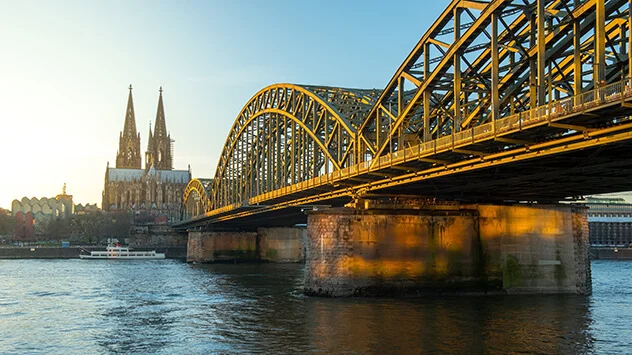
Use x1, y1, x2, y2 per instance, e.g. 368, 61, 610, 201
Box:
1, 0, 631, 209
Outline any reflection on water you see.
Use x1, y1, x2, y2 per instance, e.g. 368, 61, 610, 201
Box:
307, 295, 593, 354
0, 259, 630, 354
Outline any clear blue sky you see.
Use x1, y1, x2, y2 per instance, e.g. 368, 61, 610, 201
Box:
0, 0, 452, 208
1, 0, 628, 209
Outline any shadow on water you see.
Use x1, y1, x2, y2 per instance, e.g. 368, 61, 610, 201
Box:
306, 295, 593, 354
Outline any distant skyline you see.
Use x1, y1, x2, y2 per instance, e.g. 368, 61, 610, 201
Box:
1, 0, 630, 209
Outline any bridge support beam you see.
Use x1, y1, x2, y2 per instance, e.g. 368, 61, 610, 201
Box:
304, 204, 591, 297
186, 227, 306, 263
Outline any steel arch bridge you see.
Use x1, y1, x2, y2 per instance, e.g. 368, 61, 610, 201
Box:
180, 0, 632, 229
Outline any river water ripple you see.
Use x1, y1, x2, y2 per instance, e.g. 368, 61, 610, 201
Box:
0, 259, 631, 354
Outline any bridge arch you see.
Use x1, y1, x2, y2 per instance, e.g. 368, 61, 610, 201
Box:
183, 178, 212, 218
211, 84, 378, 210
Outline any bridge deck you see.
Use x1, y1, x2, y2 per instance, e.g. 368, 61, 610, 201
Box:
177, 80, 632, 229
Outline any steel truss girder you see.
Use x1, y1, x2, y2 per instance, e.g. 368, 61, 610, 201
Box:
205, 120, 632, 225
354, 0, 630, 168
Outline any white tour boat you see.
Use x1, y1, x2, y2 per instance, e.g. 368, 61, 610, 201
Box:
80, 242, 165, 260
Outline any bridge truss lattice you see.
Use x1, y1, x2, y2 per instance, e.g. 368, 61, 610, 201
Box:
184, 0, 632, 224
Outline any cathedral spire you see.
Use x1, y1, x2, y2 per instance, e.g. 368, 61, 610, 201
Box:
145, 121, 154, 169
154, 86, 167, 139
147, 121, 154, 151
123, 84, 137, 138
151, 86, 173, 170
116, 84, 142, 169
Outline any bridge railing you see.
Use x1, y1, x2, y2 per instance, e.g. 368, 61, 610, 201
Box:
363, 79, 632, 176
343, 79, 629, 186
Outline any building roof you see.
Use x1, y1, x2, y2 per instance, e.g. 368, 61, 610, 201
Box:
585, 196, 628, 204
107, 167, 190, 183
75, 203, 99, 210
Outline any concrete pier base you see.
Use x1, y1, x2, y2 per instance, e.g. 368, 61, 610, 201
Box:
186, 227, 306, 263
187, 231, 258, 263
304, 204, 591, 297
258, 227, 305, 262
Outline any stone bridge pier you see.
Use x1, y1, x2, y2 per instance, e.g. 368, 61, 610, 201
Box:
304, 202, 591, 297
187, 227, 306, 263
184, 202, 591, 297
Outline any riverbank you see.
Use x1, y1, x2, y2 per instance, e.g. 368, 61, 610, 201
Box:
1, 246, 627, 261
0, 246, 187, 260
591, 247, 632, 260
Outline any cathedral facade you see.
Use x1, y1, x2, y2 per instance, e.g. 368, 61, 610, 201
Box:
102, 86, 191, 224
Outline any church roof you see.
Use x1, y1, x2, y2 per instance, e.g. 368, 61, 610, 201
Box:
107, 168, 190, 183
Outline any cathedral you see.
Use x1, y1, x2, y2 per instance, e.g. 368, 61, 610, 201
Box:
102, 85, 191, 224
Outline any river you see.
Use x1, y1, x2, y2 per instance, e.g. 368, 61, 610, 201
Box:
0, 259, 630, 354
